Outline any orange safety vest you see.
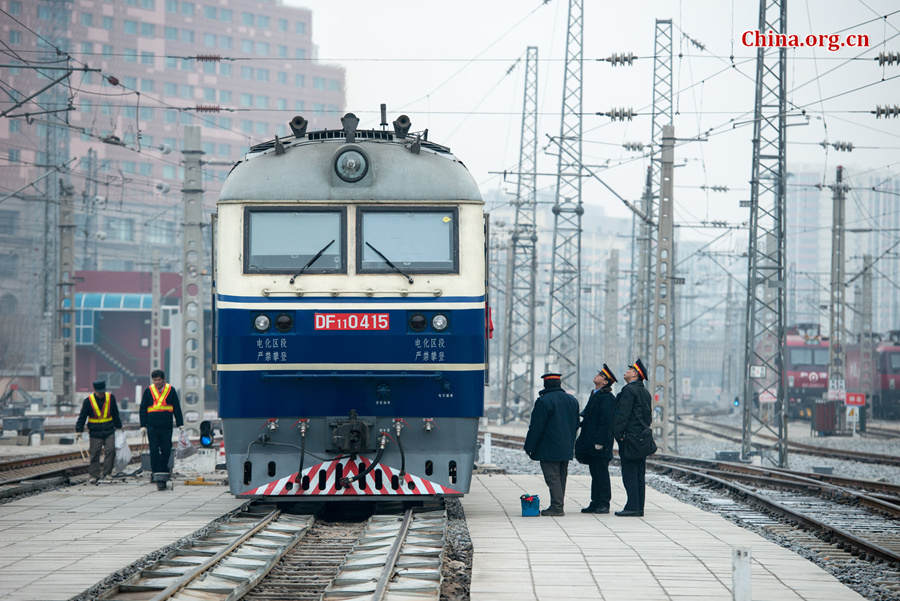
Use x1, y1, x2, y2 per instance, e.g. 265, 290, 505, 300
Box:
148, 383, 174, 413
88, 392, 112, 423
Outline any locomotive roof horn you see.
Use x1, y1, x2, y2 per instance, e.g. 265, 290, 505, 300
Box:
289, 115, 308, 138
393, 114, 411, 138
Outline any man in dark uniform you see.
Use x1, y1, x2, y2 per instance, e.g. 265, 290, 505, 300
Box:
613, 358, 652, 516
524, 372, 580, 516
140, 369, 184, 490
75, 380, 123, 484
576, 364, 617, 513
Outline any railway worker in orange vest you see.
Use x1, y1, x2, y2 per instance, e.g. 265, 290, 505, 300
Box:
140, 369, 184, 490
75, 380, 123, 484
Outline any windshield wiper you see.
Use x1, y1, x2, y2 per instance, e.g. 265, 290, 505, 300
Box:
289, 239, 335, 284
365, 242, 414, 284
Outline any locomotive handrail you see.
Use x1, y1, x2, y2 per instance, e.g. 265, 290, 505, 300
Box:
261, 288, 444, 297
261, 371, 444, 379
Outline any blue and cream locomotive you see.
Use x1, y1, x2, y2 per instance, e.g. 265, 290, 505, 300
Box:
214, 111, 486, 499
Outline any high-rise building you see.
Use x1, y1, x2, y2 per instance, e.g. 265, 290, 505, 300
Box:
0, 0, 345, 379
785, 171, 829, 327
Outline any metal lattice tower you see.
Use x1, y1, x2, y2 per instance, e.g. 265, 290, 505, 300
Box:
859, 255, 874, 411
631, 19, 674, 362
827, 167, 847, 405
651, 126, 675, 451
501, 46, 539, 423
53, 181, 75, 411
181, 126, 206, 434
151, 253, 161, 372
604, 249, 620, 371
547, 0, 584, 392
742, 0, 788, 467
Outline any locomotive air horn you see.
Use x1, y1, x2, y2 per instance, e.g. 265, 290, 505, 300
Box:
393, 114, 411, 138
289, 115, 308, 138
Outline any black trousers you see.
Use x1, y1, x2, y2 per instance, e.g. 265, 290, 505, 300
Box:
588, 458, 611, 507
620, 457, 646, 512
88, 434, 115, 479
148, 426, 173, 475
539, 460, 569, 510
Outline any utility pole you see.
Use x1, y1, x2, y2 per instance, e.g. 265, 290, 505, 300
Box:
80, 148, 98, 270
547, 0, 584, 393
604, 249, 620, 374
150, 252, 161, 373
742, 0, 788, 467
501, 46, 539, 423
827, 167, 847, 419
631, 19, 674, 364
488, 227, 508, 400
53, 179, 76, 412
859, 255, 874, 424
651, 125, 675, 451
181, 126, 205, 433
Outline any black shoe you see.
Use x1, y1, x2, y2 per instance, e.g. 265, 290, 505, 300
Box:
581, 504, 610, 514
540, 507, 564, 516
614, 509, 643, 517
157, 481, 167, 491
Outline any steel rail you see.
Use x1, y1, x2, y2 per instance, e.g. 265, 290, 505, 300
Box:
146, 509, 281, 601
652, 461, 900, 565
372, 507, 415, 601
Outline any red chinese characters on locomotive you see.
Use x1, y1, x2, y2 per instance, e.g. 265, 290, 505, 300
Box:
314, 313, 390, 331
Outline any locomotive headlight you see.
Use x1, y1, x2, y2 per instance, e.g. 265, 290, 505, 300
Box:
432, 314, 449, 331
275, 313, 293, 332
409, 313, 427, 332
253, 314, 271, 332
334, 148, 368, 182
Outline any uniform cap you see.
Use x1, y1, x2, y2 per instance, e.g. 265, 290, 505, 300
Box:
599, 363, 618, 383
92, 380, 106, 391
541, 372, 562, 380
628, 358, 648, 381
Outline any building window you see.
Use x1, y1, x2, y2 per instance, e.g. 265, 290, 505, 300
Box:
180, 112, 193, 124
254, 121, 267, 135
313, 77, 325, 90
165, 56, 177, 69
162, 165, 176, 179
140, 22, 155, 37
180, 29, 194, 43
203, 33, 215, 48
38, 5, 51, 19
255, 69, 269, 82
139, 163, 152, 176
81, 41, 93, 54
239, 93, 251, 107
102, 16, 113, 30
240, 66, 253, 80
218, 143, 230, 156
102, 44, 113, 56
277, 18, 288, 32
277, 98, 286, 110
203, 87, 215, 102
219, 8, 232, 22
0, 211, 17, 235
139, 107, 154, 121
328, 79, 341, 91
166, 0, 177, 12
254, 95, 268, 108
164, 26, 177, 40
9, 120, 20, 133
256, 15, 269, 28
277, 71, 286, 85
147, 220, 175, 245
241, 119, 252, 133
123, 76, 137, 89
0, 254, 18, 277
141, 134, 153, 147
203, 5, 216, 19
164, 82, 177, 96
218, 35, 232, 50
181, 58, 192, 70
124, 20, 137, 35
241, 39, 253, 54
202, 142, 215, 155
9, 1, 21, 16
294, 74, 305, 87
294, 100, 305, 111
141, 0, 155, 9
81, 12, 93, 27
219, 63, 231, 77
295, 21, 307, 35
179, 84, 193, 99
181, 1, 194, 16
108, 218, 135, 242
121, 160, 136, 173
8, 149, 20, 162
202, 61, 215, 74
218, 116, 231, 129
124, 48, 137, 62
241, 11, 253, 26
295, 48, 307, 59
277, 45, 287, 58
219, 90, 232, 103
141, 51, 154, 65
9, 30, 21, 44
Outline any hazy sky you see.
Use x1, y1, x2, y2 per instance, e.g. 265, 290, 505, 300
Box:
287, 0, 900, 244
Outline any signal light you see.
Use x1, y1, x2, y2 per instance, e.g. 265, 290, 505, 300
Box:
200, 420, 213, 448
733, 397, 740, 407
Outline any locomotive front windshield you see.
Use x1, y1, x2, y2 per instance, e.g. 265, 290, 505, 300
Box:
890, 353, 900, 372
244, 208, 345, 273
357, 208, 458, 273
789, 348, 829, 366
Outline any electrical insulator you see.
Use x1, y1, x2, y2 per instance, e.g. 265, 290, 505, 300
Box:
876, 51, 900, 66
700, 185, 729, 192
195, 54, 222, 62
605, 52, 635, 66
622, 142, 644, 151
194, 104, 221, 112
683, 34, 706, 51
604, 107, 636, 121
874, 105, 900, 118
831, 141, 854, 152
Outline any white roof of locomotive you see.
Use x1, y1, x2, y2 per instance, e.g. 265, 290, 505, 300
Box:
218, 132, 483, 203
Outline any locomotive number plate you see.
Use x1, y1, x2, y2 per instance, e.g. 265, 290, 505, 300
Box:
314, 312, 390, 331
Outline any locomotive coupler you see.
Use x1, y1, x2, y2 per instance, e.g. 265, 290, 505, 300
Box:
329, 410, 373, 454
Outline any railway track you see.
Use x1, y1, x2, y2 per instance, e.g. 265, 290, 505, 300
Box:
480, 430, 900, 569
93, 503, 446, 601
0, 443, 148, 486
679, 417, 900, 466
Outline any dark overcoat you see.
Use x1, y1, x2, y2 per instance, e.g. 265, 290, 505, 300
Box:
523, 385, 580, 462
612, 380, 652, 444
575, 386, 616, 462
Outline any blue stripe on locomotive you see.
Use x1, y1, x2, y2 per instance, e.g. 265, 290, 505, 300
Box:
216, 304, 485, 418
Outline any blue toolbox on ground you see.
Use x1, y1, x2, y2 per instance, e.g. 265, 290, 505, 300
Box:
520, 494, 540, 517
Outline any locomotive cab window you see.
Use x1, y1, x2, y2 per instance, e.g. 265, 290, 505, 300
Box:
244, 207, 346, 274
357, 207, 458, 274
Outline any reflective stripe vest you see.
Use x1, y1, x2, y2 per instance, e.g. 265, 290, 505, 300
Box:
88, 393, 112, 423
148, 383, 174, 413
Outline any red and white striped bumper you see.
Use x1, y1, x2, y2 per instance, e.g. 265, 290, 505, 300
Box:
240, 456, 461, 496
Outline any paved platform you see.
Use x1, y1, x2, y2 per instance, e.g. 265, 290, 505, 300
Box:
0, 479, 244, 601
462, 473, 866, 601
